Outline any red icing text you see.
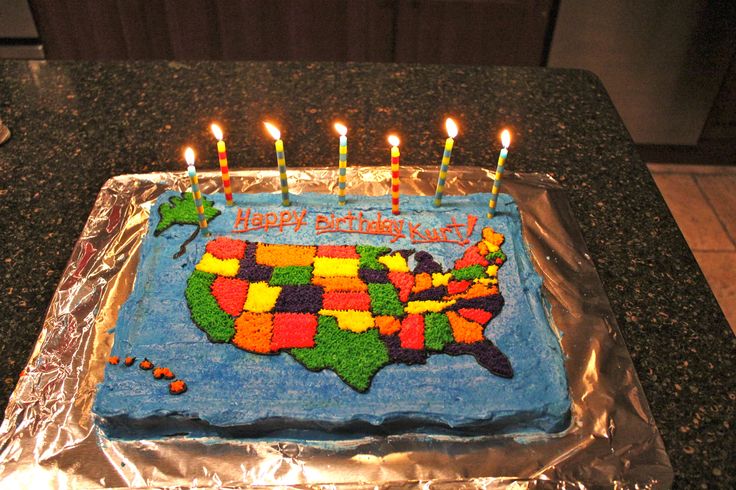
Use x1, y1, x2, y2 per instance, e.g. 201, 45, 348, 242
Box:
315, 211, 406, 243
232, 208, 308, 234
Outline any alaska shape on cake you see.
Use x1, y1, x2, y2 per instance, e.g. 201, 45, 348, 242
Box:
155, 191, 221, 258
185, 227, 512, 392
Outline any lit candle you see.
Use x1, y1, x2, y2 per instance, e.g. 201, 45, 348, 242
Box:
335, 122, 348, 206
184, 147, 210, 235
433, 117, 458, 207
388, 134, 401, 215
210, 123, 234, 206
263, 122, 290, 206
487, 129, 511, 218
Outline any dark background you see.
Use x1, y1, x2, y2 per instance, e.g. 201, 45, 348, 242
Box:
0, 1, 735, 487
1, 0, 735, 162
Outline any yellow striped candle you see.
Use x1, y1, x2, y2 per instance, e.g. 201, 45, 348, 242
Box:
264, 122, 290, 206
388, 134, 401, 215
210, 123, 234, 206
335, 122, 348, 205
487, 129, 511, 218
433, 117, 458, 207
184, 147, 210, 235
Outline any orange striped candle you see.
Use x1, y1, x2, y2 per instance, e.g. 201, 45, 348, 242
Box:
388, 134, 400, 215
210, 123, 234, 206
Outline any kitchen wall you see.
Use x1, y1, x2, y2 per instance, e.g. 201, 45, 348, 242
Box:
548, 0, 735, 146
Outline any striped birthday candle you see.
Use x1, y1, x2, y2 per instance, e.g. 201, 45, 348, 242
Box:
388, 135, 401, 215
211, 123, 234, 206
184, 147, 210, 235
335, 123, 348, 205
264, 122, 290, 206
487, 129, 511, 218
433, 118, 458, 207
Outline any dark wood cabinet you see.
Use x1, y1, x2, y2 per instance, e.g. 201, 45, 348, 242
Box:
29, 0, 555, 65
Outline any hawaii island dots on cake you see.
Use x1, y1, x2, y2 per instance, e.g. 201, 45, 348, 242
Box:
93, 191, 570, 438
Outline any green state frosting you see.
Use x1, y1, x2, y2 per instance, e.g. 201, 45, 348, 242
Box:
270, 266, 313, 286
290, 315, 390, 392
356, 245, 391, 270
487, 250, 507, 262
367, 283, 405, 316
155, 192, 221, 236
185, 270, 235, 342
424, 312, 454, 351
451, 264, 486, 281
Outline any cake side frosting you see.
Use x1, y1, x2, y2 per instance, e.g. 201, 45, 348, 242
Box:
93, 192, 570, 438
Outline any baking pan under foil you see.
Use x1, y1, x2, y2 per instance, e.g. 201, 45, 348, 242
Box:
0, 167, 673, 488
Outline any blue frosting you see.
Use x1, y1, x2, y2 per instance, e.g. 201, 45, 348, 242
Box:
93, 192, 570, 438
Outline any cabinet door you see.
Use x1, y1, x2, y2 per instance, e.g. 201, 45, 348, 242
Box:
394, 0, 556, 66
30, 0, 394, 61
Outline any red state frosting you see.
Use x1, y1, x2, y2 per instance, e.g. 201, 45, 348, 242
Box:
271, 313, 318, 350
211, 277, 249, 316
388, 271, 415, 303
458, 308, 492, 325
206, 237, 247, 260
454, 246, 489, 269
399, 314, 425, 350
322, 291, 372, 311
316, 245, 360, 258
447, 280, 472, 295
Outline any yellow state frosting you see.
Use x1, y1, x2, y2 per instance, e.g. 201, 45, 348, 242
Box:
405, 299, 456, 314
195, 252, 240, 277
431, 272, 453, 287
378, 253, 410, 272
244, 282, 282, 313
313, 257, 360, 277
318, 309, 375, 332
485, 265, 499, 277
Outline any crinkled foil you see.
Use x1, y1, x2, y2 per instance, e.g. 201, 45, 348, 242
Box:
0, 167, 673, 488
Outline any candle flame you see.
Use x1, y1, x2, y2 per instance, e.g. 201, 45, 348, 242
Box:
211, 123, 224, 141
184, 147, 195, 166
334, 122, 348, 136
445, 118, 458, 138
501, 129, 511, 149
388, 134, 400, 147
264, 122, 281, 141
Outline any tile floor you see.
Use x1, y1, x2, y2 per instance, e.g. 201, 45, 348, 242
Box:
648, 163, 736, 335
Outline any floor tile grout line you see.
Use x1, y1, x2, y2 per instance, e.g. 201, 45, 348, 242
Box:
693, 175, 736, 247
648, 170, 736, 177
692, 250, 736, 254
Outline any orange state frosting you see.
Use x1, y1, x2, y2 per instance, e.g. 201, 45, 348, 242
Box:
233, 312, 273, 353
375, 315, 401, 335
446, 311, 485, 343
311, 276, 368, 292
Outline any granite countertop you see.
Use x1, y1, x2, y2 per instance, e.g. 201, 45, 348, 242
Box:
0, 61, 733, 487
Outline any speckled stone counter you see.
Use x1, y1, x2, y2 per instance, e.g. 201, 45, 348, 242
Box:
0, 61, 733, 487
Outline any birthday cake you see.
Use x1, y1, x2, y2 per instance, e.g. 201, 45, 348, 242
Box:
93, 191, 570, 438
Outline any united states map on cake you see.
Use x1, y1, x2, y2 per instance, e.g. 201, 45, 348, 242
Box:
187, 227, 512, 392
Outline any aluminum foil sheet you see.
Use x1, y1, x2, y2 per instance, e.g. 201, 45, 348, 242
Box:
0, 167, 673, 488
